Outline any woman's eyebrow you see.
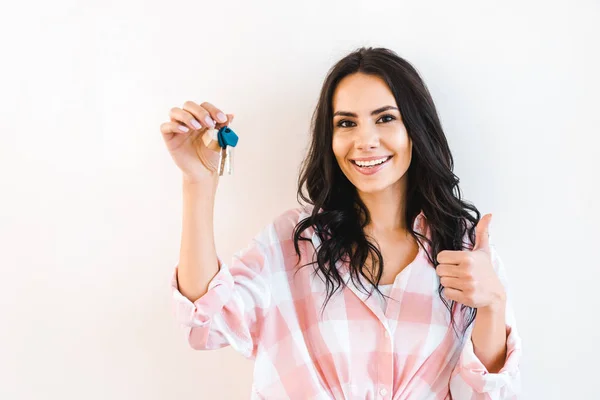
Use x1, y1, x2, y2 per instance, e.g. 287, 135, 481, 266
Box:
333, 105, 399, 118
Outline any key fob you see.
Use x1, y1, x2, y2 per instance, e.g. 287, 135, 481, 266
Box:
217, 126, 239, 148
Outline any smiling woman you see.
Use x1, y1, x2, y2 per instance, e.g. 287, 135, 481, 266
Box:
164, 47, 522, 399
332, 74, 412, 193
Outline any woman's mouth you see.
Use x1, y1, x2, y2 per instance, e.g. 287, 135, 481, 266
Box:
350, 156, 393, 176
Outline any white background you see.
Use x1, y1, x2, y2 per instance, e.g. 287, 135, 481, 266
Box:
1, 0, 598, 399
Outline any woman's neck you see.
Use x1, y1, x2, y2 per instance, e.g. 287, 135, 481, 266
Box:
358, 180, 408, 236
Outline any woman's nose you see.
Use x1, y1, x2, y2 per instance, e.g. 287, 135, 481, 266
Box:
354, 126, 380, 150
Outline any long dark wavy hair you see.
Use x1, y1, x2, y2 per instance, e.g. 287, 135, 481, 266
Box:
292, 47, 482, 335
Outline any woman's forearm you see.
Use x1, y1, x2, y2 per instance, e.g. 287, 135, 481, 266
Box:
177, 175, 220, 302
472, 301, 508, 373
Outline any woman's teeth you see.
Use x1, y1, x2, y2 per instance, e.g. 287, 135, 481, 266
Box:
353, 156, 390, 167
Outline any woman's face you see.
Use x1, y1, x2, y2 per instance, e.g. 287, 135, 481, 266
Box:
331, 72, 412, 196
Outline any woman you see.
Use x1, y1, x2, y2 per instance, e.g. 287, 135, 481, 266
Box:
160, 47, 521, 399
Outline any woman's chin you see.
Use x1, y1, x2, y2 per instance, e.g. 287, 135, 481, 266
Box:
354, 180, 392, 195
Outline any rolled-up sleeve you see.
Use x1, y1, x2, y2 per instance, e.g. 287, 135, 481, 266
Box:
450, 244, 522, 399
171, 224, 277, 359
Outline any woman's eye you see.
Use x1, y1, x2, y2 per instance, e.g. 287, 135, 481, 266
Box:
378, 114, 396, 123
337, 120, 355, 128
335, 115, 395, 128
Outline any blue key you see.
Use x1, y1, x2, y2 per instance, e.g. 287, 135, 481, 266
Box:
217, 126, 239, 148
216, 126, 238, 176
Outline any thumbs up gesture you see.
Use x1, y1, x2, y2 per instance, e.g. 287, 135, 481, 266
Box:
435, 214, 506, 310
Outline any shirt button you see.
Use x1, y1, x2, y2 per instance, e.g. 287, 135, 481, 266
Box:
380, 388, 388, 396
384, 331, 390, 338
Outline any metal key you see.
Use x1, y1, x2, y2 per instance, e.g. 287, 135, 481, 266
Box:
218, 145, 235, 176
216, 126, 238, 176
218, 145, 227, 176
224, 145, 234, 174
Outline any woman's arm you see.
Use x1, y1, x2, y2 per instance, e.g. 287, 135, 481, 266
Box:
448, 244, 522, 399
176, 176, 220, 302
472, 297, 508, 373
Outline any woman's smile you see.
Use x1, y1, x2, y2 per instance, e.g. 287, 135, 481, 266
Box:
350, 155, 393, 175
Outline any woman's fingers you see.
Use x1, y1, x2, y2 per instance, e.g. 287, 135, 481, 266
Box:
169, 106, 209, 131
199, 101, 229, 125
435, 263, 462, 278
215, 113, 235, 129
160, 121, 191, 137
169, 102, 234, 132
178, 101, 224, 130
439, 276, 465, 291
175, 101, 214, 129
442, 287, 466, 305
162, 101, 235, 155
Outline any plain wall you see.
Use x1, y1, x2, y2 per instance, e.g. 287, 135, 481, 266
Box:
1, 0, 599, 398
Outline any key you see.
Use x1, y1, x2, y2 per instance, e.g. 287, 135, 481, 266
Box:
218, 145, 234, 175
216, 126, 239, 176
218, 127, 239, 148
224, 145, 234, 174
218, 145, 228, 176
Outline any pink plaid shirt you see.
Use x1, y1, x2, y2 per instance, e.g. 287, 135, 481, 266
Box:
172, 207, 521, 399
